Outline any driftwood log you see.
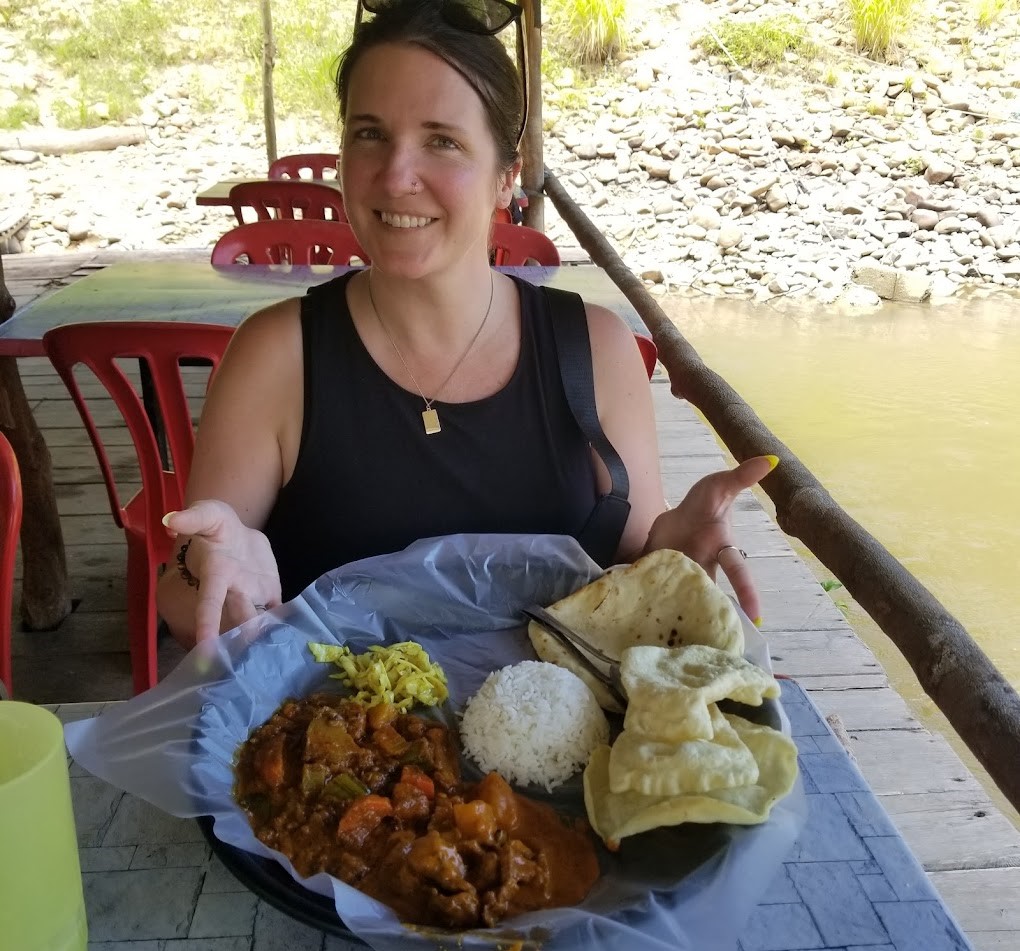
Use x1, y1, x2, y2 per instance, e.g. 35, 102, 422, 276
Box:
0, 126, 146, 155
543, 168, 1020, 813
0, 254, 71, 630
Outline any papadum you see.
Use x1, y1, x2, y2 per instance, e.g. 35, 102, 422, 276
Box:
622, 644, 780, 742
608, 704, 759, 796
584, 714, 798, 848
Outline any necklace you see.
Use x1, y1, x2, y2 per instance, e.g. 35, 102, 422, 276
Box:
367, 269, 495, 435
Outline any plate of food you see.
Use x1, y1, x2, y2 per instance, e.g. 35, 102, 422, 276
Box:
66, 534, 803, 951
186, 541, 803, 950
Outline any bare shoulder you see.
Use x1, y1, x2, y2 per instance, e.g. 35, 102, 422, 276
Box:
211, 297, 303, 385
228, 296, 302, 354
582, 301, 645, 372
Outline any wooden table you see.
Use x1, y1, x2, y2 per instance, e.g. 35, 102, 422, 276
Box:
54, 679, 974, 950
0, 261, 649, 356
195, 177, 340, 207
0, 260, 647, 631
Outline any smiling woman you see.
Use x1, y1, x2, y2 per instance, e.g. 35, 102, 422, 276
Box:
156, 0, 772, 665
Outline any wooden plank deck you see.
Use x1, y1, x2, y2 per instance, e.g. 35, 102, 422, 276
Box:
3, 252, 1019, 950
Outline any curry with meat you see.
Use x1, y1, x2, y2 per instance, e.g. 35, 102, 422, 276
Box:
234, 693, 600, 928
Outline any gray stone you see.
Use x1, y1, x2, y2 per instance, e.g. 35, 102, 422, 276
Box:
924, 160, 956, 184
853, 263, 898, 299
893, 271, 933, 301
1, 148, 40, 164
690, 204, 722, 230
910, 209, 940, 229
717, 224, 742, 249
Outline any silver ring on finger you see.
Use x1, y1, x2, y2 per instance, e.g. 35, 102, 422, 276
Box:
717, 545, 747, 561
254, 603, 268, 613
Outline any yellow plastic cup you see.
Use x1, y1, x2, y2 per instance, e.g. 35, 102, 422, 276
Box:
0, 701, 88, 951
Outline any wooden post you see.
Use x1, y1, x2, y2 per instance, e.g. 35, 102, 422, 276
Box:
0, 254, 72, 631
520, 0, 544, 231
543, 169, 1020, 813
261, 0, 278, 166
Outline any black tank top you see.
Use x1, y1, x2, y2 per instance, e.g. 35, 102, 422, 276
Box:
263, 272, 598, 600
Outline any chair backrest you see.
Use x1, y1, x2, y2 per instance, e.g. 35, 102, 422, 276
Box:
42, 322, 235, 543
635, 334, 657, 378
228, 180, 347, 226
490, 222, 561, 266
0, 431, 21, 697
211, 220, 371, 266
268, 152, 340, 180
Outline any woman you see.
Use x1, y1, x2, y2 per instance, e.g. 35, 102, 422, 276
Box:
157, 0, 774, 646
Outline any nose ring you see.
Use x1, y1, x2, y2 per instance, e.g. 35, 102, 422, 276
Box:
410, 180, 420, 195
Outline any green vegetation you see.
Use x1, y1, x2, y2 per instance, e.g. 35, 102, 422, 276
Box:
847, 0, 918, 61
0, 0, 30, 27
696, 16, 816, 70
27, 0, 178, 126
820, 579, 849, 615
547, 0, 628, 64
9, 0, 352, 129
236, 5, 352, 125
974, 0, 1016, 29
0, 98, 39, 130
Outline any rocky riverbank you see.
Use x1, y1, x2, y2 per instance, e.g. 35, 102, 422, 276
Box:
2, 0, 1019, 304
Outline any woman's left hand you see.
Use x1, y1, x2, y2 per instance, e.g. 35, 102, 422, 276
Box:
643, 455, 778, 623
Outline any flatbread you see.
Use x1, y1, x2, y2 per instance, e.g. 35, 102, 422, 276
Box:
528, 550, 744, 713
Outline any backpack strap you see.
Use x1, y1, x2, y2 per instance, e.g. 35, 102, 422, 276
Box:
543, 285, 631, 567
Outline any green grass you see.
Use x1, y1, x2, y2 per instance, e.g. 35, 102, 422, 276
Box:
975, 0, 1018, 28
236, 6, 352, 124
546, 0, 629, 64
12, 0, 353, 129
0, 98, 39, 130
696, 16, 816, 70
847, 0, 919, 61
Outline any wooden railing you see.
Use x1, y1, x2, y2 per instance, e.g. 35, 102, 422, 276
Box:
544, 168, 1020, 813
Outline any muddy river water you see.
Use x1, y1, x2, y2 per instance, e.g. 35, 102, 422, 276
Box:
660, 289, 1020, 755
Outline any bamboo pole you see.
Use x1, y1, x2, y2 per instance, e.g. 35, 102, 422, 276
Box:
543, 168, 1020, 813
520, 0, 544, 231
260, 0, 278, 166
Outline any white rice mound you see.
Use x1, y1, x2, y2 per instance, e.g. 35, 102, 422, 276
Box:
460, 660, 610, 791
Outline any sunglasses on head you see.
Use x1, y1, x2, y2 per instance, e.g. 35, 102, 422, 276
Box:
354, 0, 528, 153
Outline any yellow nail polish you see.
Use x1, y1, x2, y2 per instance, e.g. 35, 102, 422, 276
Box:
753, 616, 764, 627
765, 455, 779, 472
161, 511, 177, 527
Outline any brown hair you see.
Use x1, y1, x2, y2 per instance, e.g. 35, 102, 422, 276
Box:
335, 1, 523, 171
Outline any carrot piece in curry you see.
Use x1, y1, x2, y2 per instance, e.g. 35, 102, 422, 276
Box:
399, 765, 435, 800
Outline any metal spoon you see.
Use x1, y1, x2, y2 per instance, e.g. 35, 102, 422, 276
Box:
521, 604, 627, 708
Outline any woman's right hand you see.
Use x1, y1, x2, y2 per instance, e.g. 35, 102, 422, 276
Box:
162, 500, 282, 642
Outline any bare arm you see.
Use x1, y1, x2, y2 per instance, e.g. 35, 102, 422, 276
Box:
586, 303, 774, 620
156, 298, 304, 645
585, 302, 666, 560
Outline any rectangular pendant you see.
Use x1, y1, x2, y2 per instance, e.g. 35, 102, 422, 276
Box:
422, 408, 441, 435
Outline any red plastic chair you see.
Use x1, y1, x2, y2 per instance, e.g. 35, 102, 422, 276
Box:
268, 152, 340, 180
490, 222, 561, 266
228, 180, 347, 226
211, 219, 370, 266
0, 431, 21, 698
43, 322, 235, 694
635, 335, 657, 378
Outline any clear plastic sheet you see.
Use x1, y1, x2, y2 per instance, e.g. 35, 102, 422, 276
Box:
65, 533, 806, 951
